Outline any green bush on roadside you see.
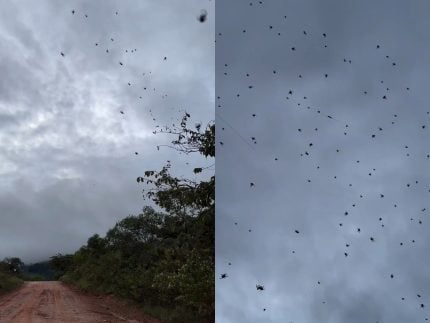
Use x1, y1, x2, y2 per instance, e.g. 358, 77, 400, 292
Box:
0, 272, 23, 294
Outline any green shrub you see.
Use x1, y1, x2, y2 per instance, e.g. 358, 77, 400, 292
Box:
0, 272, 23, 294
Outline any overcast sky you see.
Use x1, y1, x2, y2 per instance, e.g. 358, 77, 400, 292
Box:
216, 1, 430, 322
0, 0, 214, 263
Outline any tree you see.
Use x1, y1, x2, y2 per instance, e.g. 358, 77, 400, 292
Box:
3, 257, 24, 275
54, 113, 215, 322
138, 113, 215, 321
140, 113, 215, 217
49, 254, 74, 279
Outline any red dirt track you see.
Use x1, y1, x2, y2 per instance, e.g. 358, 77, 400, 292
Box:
0, 281, 160, 323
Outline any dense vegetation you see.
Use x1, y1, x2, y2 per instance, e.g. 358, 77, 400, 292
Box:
0, 257, 55, 293
49, 114, 215, 323
23, 261, 55, 281
0, 258, 24, 294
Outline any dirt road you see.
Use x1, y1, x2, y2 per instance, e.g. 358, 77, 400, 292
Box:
0, 281, 160, 323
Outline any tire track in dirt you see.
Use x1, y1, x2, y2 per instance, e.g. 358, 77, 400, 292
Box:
0, 281, 161, 323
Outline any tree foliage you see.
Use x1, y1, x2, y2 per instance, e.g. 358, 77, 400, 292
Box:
52, 114, 215, 323
2, 257, 24, 274
49, 254, 74, 279
0, 258, 24, 294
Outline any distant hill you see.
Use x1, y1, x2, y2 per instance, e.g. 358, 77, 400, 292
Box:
23, 261, 55, 281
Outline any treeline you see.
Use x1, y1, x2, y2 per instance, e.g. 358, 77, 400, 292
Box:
50, 116, 215, 323
24, 261, 55, 280
0, 257, 55, 294
0, 258, 24, 294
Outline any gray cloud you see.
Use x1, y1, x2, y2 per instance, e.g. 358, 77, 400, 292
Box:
0, 0, 213, 263
216, 0, 430, 322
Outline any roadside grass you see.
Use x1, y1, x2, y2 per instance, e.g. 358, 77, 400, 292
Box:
141, 304, 208, 323
61, 275, 206, 323
0, 272, 23, 295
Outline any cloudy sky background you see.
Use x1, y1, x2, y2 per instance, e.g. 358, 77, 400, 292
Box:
0, 0, 214, 263
216, 0, 430, 322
